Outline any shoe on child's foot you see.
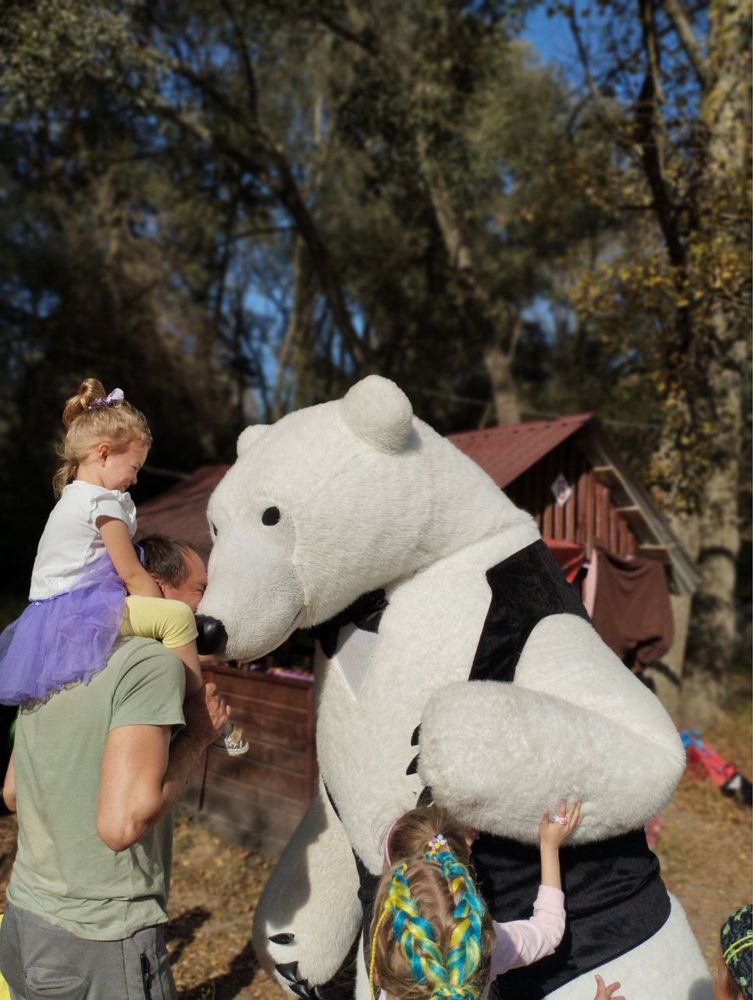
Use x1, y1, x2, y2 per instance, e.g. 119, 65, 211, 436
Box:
210, 723, 249, 757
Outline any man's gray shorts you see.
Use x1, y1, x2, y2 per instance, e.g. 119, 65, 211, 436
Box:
0, 902, 177, 999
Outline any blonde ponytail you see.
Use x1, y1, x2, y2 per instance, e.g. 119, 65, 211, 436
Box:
61, 378, 107, 429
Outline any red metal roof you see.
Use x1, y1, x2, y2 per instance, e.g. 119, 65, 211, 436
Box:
136, 464, 230, 559
448, 413, 594, 488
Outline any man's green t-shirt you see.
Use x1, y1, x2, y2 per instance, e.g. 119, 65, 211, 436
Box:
7, 637, 185, 941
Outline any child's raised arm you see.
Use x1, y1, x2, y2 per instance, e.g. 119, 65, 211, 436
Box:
538, 799, 582, 890
98, 517, 162, 599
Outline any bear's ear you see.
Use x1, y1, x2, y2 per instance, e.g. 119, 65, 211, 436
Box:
237, 424, 269, 457
340, 376, 414, 453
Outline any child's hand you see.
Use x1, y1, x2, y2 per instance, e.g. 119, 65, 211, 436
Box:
593, 973, 625, 1000
539, 798, 582, 849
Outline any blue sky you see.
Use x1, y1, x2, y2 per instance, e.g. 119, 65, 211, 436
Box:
521, 6, 579, 73
519, 7, 582, 343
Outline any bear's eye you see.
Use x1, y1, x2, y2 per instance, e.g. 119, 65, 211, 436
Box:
210, 521, 218, 538
262, 506, 281, 526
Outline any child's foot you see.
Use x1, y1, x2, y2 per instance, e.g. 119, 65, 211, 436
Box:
210, 723, 249, 757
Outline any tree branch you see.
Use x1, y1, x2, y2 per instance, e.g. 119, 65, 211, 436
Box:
218, 0, 259, 119
634, 0, 685, 271
640, 0, 666, 104
567, 8, 628, 135
662, 0, 711, 89
139, 49, 367, 369
316, 13, 378, 56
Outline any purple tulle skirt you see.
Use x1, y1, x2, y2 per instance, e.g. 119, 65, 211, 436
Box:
0, 558, 126, 705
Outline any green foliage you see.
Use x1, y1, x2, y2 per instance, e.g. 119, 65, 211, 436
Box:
543, 0, 752, 519
1, 0, 610, 435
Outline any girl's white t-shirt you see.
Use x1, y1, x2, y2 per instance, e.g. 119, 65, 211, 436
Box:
29, 481, 137, 600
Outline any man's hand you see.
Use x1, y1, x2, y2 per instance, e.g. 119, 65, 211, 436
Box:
184, 682, 231, 751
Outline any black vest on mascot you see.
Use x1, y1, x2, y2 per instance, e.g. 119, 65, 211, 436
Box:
467, 540, 670, 999
325, 540, 670, 1000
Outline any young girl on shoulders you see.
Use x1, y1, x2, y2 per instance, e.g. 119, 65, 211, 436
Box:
369, 801, 623, 1000
0, 378, 246, 755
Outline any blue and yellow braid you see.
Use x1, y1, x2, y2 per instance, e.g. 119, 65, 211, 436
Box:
369, 863, 449, 993
369, 836, 486, 1000
425, 836, 486, 990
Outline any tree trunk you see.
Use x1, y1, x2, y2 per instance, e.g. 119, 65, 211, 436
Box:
483, 339, 522, 427
676, 0, 751, 725
680, 359, 745, 725
416, 137, 522, 425
271, 237, 315, 420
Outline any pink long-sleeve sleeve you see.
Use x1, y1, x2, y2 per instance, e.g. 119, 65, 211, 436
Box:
488, 885, 565, 979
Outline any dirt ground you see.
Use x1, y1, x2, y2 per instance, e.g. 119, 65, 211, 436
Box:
0, 683, 750, 1000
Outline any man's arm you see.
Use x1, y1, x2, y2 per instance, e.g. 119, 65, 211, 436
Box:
96, 683, 230, 852
3, 751, 15, 813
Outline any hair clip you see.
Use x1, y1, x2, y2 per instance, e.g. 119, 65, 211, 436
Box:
88, 388, 125, 409
427, 833, 447, 853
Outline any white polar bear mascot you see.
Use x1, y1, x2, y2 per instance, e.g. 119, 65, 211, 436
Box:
199, 376, 711, 1000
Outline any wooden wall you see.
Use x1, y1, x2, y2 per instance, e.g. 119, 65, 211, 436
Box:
506, 435, 641, 560
184, 664, 316, 853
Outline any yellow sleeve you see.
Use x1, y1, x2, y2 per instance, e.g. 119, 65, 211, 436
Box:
120, 596, 198, 648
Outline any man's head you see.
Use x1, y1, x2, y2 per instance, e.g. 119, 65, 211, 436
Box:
139, 535, 207, 612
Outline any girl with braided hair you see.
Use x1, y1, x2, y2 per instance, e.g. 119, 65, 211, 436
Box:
368, 803, 623, 1000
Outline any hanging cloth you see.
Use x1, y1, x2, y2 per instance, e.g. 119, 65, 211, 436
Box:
586, 543, 674, 665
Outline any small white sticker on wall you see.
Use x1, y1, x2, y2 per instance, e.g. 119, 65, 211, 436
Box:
551, 473, 572, 507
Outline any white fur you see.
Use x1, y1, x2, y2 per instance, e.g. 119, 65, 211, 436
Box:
237, 423, 269, 456
200, 376, 710, 998
340, 375, 414, 452
251, 782, 362, 986
420, 616, 686, 842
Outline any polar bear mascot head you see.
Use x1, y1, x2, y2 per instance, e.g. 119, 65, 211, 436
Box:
200, 376, 710, 1000
202, 374, 528, 660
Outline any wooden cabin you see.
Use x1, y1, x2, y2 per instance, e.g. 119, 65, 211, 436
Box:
137, 413, 696, 851
449, 413, 697, 718
449, 413, 696, 585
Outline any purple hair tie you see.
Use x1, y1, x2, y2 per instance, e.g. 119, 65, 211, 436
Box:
88, 387, 125, 409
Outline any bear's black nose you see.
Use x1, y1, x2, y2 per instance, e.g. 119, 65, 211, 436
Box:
194, 615, 227, 656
